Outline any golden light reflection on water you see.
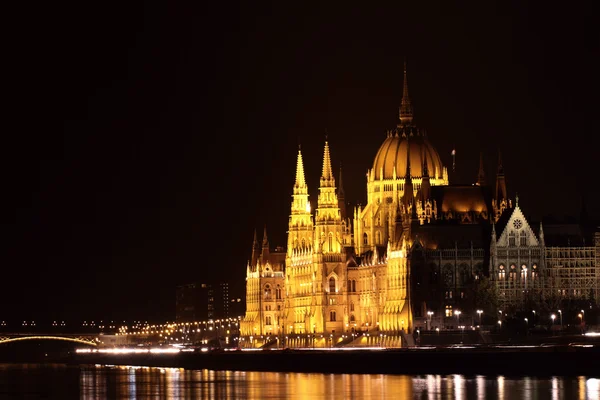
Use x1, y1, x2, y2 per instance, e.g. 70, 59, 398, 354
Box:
76, 365, 600, 400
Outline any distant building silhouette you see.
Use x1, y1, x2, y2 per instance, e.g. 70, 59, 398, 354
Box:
176, 281, 241, 322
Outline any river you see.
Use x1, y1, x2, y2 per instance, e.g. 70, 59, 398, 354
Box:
0, 363, 598, 399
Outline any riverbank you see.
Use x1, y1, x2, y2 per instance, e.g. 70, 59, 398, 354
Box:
63, 345, 600, 377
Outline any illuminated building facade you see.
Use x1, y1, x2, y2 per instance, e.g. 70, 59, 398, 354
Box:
241, 63, 600, 344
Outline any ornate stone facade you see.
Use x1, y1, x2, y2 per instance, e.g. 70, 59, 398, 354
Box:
241, 63, 600, 346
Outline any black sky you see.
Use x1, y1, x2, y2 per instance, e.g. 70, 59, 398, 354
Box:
1, 1, 598, 323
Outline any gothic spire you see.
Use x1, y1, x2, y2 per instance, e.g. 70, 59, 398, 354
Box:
399, 60, 414, 126
261, 225, 270, 261
495, 149, 507, 201
262, 225, 269, 248
475, 152, 485, 186
251, 228, 260, 267
294, 146, 307, 190
320, 138, 335, 187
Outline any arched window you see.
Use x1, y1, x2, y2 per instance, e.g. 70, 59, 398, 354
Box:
350, 302, 355, 312
444, 268, 453, 286
509, 265, 517, 281
301, 238, 306, 248
276, 285, 282, 300
328, 233, 333, 252
509, 232, 516, 246
363, 233, 368, 245
459, 266, 470, 285
265, 316, 272, 325
352, 280, 356, 292
330, 310, 336, 321
264, 284, 271, 299
329, 277, 336, 293
350, 314, 355, 322
520, 231, 527, 246
498, 265, 505, 281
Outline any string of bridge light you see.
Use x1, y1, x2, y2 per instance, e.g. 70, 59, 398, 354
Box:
118, 317, 243, 336
0, 320, 148, 329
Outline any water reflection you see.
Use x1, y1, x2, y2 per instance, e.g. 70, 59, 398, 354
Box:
75, 365, 600, 400
0, 364, 598, 399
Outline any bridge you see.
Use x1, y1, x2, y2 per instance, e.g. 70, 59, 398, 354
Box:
0, 333, 100, 346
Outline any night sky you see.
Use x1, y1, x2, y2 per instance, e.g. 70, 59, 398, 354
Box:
2, 2, 598, 323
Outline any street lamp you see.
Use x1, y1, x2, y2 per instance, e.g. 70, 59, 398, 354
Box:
427, 311, 434, 330
551, 314, 556, 326
558, 310, 562, 329
454, 310, 461, 327
476, 310, 483, 326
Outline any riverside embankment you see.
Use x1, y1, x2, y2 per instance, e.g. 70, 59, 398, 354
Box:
65, 345, 600, 377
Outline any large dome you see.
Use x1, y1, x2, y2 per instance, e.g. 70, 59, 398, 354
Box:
372, 132, 445, 180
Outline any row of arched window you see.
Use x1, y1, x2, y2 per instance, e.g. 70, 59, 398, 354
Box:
497, 264, 538, 282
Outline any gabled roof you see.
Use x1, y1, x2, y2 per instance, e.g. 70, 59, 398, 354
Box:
496, 204, 540, 247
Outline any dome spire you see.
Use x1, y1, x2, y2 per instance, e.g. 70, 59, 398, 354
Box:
399, 59, 414, 126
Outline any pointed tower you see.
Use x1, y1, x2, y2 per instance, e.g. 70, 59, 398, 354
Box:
250, 228, 260, 268
493, 150, 508, 221
495, 150, 507, 201
477, 152, 486, 186
398, 60, 414, 127
539, 221, 545, 247
287, 146, 314, 257
315, 138, 343, 254
261, 225, 270, 262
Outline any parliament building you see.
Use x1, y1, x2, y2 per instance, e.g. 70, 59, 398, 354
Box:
240, 65, 600, 346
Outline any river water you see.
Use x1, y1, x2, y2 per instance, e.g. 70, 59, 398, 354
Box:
0, 363, 598, 399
